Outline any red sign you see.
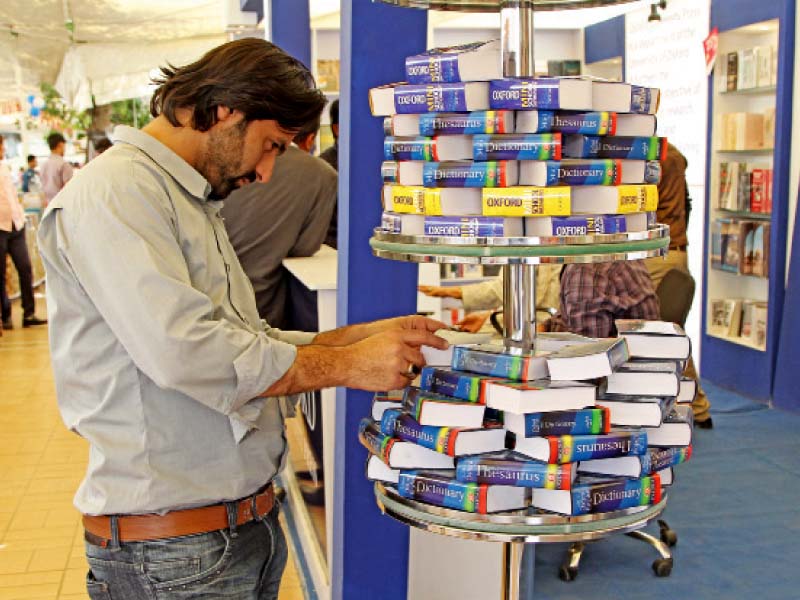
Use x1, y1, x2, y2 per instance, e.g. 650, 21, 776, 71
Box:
704, 27, 720, 76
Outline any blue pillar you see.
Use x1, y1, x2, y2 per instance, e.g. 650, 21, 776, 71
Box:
333, 2, 427, 600
270, 0, 311, 69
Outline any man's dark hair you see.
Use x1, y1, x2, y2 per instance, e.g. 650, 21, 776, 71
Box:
27, 154, 35, 163
48, 132, 66, 150
150, 38, 326, 133
329, 99, 339, 127
94, 137, 113, 153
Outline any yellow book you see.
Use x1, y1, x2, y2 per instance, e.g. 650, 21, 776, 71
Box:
383, 185, 426, 214
482, 187, 571, 217
571, 184, 658, 214
383, 185, 482, 215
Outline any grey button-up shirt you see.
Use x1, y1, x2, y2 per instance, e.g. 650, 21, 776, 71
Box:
38, 126, 314, 516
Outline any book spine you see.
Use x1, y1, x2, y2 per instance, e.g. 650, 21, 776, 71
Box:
422, 216, 514, 237
473, 133, 561, 161
358, 419, 395, 464
522, 407, 610, 436
569, 136, 666, 160
572, 474, 661, 515
418, 111, 512, 135
482, 187, 571, 216
543, 215, 629, 236
384, 138, 436, 161
380, 410, 462, 456
420, 368, 488, 403
394, 83, 470, 114
648, 446, 692, 472
451, 346, 527, 380
552, 112, 616, 135
630, 86, 658, 114
548, 431, 648, 464
457, 459, 573, 489
405, 53, 461, 84
547, 160, 620, 186
398, 473, 487, 513
615, 185, 659, 213
384, 185, 426, 214
422, 161, 511, 188
489, 79, 562, 110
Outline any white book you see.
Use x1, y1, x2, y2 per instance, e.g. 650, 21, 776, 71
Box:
755, 46, 773, 88
545, 338, 629, 381
591, 81, 660, 115
405, 39, 502, 83
677, 377, 697, 404
604, 371, 680, 397
484, 380, 596, 415
595, 394, 675, 427
616, 319, 691, 360
615, 114, 658, 137
366, 455, 400, 484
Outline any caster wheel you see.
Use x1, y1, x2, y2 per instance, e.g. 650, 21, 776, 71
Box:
658, 520, 678, 547
652, 558, 673, 577
559, 565, 578, 582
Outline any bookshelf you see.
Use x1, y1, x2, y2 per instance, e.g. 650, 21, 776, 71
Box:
701, 0, 795, 402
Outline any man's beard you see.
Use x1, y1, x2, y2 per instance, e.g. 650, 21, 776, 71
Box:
199, 121, 256, 200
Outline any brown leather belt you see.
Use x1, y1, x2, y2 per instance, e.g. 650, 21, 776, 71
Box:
83, 485, 274, 545
670, 245, 688, 252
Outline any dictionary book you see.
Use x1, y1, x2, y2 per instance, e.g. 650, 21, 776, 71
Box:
370, 82, 490, 116
603, 369, 680, 398
397, 471, 528, 514
616, 320, 692, 361
481, 187, 571, 217
503, 406, 610, 438
524, 213, 650, 237
591, 81, 660, 115
513, 430, 647, 464
358, 419, 455, 469
485, 380, 596, 415
545, 338, 629, 381
402, 387, 487, 428
518, 159, 661, 186
366, 455, 400, 484
643, 405, 693, 447
419, 366, 499, 403
578, 445, 691, 478
382, 160, 519, 188
595, 391, 676, 427
384, 110, 515, 137
517, 110, 616, 135
383, 135, 473, 162
570, 184, 659, 215
451, 344, 550, 381
531, 473, 662, 516
405, 40, 502, 84
371, 390, 405, 421
381, 213, 523, 237
473, 133, 561, 161
456, 453, 576, 489
489, 78, 593, 111
382, 185, 482, 215
563, 135, 668, 161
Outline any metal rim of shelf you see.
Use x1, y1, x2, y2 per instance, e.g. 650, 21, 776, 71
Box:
374, 0, 640, 12
375, 483, 668, 543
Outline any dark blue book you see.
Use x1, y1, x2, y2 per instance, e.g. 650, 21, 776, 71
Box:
563, 135, 668, 160
456, 453, 575, 489
404, 40, 501, 84
577, 445, 692, 478
370, 82, 489, 116
503, 407, 610, 438
473, 133, 561, 161
514, 430, 648, 464
532, 474, 662, 515
489, 78, 593, 111
398, 471, 527, 513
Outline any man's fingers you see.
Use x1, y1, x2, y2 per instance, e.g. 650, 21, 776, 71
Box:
399, 329, 450, 350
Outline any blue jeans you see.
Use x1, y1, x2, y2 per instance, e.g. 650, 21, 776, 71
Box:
84, 504, 287, 599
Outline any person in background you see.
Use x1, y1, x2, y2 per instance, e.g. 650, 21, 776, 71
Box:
645, 143, 712, 428
93, 137, 113, 155
40, 132, 74, 207
21, 155, 39, 193
319, 98, 338, 172
0, 135, 47, 329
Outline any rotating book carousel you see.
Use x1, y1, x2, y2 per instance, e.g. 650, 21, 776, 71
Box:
360, 1, 692, 597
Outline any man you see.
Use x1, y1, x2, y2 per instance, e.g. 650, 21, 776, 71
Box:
645, 143, 713, 428
0, 136, 46, 329
40, 132, 74, 207
21, 154, 39, 193
38, 39, 446, 599
319, 98, 338, 172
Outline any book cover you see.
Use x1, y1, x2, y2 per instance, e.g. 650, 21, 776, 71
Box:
358, 418, 396, 464
383, 136, 471, 162
370, 82, 489, 115
451, 344, 549, 380
419, 366, 497, 403
647, 445, 692, 472
379, 409, 502, 456
405, 40, 500, 84
397, 471, 526, 513
383, 185, 426, 214
718, 162, 734, 209
422, 161, 515, 188
416, 111, 514, 135
564, 135, 667, 160
750, 223, 767, 277
546, 337, 630, 380
504, 407, 610, 437
520, 430, 648, 464
489, 78, 573, 110
549, 111, 616, 135
422, 216, 521, 237
540, 160, 621, 186
533, 474, 661, 515
578, 446, 690, 478
722, 220, 741, 273
530, 215, 630, 236
750, 169, 766, 212
473, 133, 562, 161
482, 187, 571, 216
456, 455, 574, 489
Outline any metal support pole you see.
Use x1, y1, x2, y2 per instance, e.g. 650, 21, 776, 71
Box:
500, 1, 535, 78
503, 264, 537, 351
502, 542, 526, 600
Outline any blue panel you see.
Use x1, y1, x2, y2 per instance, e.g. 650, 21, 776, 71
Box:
584, 15, 625, 65
271, 0, 311, 69
239, 0, 263, 22
711, 0, 781, 33
333, 2, 427, 600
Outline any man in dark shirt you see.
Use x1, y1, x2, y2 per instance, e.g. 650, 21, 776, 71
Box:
21, 155, 38, 193
319, 98, 338, 172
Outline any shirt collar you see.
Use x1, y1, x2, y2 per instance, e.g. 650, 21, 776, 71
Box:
111, 125, 212, 201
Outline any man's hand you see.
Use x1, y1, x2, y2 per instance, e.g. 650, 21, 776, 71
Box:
456, 310, 492, 333
314, 314, 447, 346
418, 285, 463, 299
369, 314, 449, 335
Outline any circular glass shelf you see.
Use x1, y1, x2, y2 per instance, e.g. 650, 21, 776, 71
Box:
374, 0, 640, 12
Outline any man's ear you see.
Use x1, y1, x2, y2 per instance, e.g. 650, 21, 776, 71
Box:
216, 106, 234, 122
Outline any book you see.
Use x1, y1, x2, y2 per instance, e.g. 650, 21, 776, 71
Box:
658, 467, 674, 486
451, 344, 550, 381
358, 418, 455, 469
563, 135, 668, 160
726, 51, 738, 91
710, 219, 724, 268
372, 390, 405, 421
717, 162, 735, 210
755, 46, 772, 88
384, 110, 515, 137
481, 187, 571, 217
752, 302, 768, 347
405, 40, 502, 84
381, 213, 522, 237
577, 445, 691, 478
591, 81, 660, 114
383, 135, 473, 161
514, 430, 647, 464
615, 114, 658, 137
489, 78, 594, 111
531, 474, 662, 515
534, 332, 597, 353
677, 377, 697, 404
738, 48, 757, 89
516, 111, 616, 135
402, 387, 487, 428
615, 320, 692, 360
620, 359, 684, 376
518, 159, 661, 186
524, 213, 650, 237
741, 222, 755, 275
750, 223, 769, 277
512, 110, 556, 134
722, 220, 741, 273
380, 409, 507, 456
545, 338, 629, 381
603, 370, 680, 398
485, 380, 596, 415
644, 405, 693, 447
456, 453, 576, 489
421, 330, 493, 367
369, 82, 490, 116
473, 133, 562, 161
570, 184, 658, 215
503, 407, 610, 437
710, 298, 743, 338
397, 471, 528, 513
382, 161, 519, 188
419, 366, 498, 403
750, 168, 767, 212
382, 186, 482, 215
366, 455, 400, 484
595, 393, 676, 427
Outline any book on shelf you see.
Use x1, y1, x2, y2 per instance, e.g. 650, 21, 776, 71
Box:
591, 81, 660, 115
405, 40, 502, 84
456, 452, 576, 488
763, 107, 776, 148
741, 221, 756, 275
615, 320, 692, 360
370, 82, 490, 116
382, 185, 482, 215
489, 78, 593, 111
451, 344, 550, 381
503, 407, 610, 438
677, 377, 697, 404
381, 213, 522, 237
403, 387, 487, 428
531, 473, 662, 516
603, 369, 680, 398
595, 392, 676, 427
383, 135, 473, 161
398, 470, 528, 513
366, 455, 400, 484
385, 110, 515, 137
518, 159, 661, 186
534, 332, 597, 353
738, 48, 757, 89
524, 213, 650, 237
545, 337, 629, 381
473, 133, 562, 161
372, 390, 405, 421
563, 135, 668, 160
358, 418, 455, 469
481, 187, 572, 217
380, 409, 507, 456
751, 222, 770, 277
485, 380, 596, 415
752, 302, 768, 347
711, 219, 724, 268
720, 112, 765, 150
722, 220, 741, 272
419, 366, 499, 404
709, 298, 743, 338
316, 59, 340, 93
726, 51, 738, 91
513, 430, 647, 464
382, 161, 519, 188
577, 445, 691, 478
644, 404, 693, 447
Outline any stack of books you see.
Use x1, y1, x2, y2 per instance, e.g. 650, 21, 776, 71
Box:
369, 40, 666, 239
360, 324, 695, 517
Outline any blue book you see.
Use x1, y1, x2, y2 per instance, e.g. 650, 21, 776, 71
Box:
514, 430, 648, 464
419, 366, 498, 403
405, 40, 501, 84
422, 161, 517, 188
578, 446, 691, 478
563, 135, 668, 160
524, 215, 633, 237
516, 111, 614, 135
370, 82, 490, 116
422, 216, 522, 238
532, 474, 662, 515
489, 78, 593, 111
451, 344, 549, 381
456, 454, 575, 489
473, 133, 561, 161
398, 471, 527, 513
383, 136, 472, 162
385, 111, 515, 137
503, 407, 610, 438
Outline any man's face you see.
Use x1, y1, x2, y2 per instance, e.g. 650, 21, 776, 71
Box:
29, 159, 37, 169
198, 112, 297, 200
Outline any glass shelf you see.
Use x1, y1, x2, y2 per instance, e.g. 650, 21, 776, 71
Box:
706, 330, 766, 352
374, 0, 639, 12
709, 266, 769, 281
716, 148, 774, 156
719, 85, 777, 96
715, 209, 772, 221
